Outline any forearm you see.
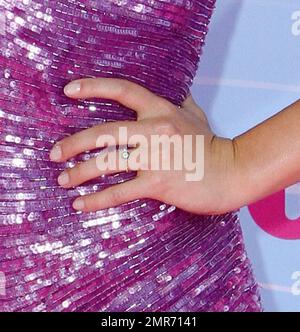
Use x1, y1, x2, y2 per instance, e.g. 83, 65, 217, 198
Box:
233, 98, 300, 207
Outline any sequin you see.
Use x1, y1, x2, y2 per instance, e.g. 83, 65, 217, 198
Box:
0, 0, 262, 312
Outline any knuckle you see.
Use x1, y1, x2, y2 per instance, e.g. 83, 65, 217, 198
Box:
155, 118, 178, 136
108, 188, 123, 206
66, 169, 78, 186
80, 78, 94, 93
73, 162, 86, 179
115, 81, 131, 99
62, 132, 80, 151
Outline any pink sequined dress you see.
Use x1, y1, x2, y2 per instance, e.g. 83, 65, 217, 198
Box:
0, 0, 262, 312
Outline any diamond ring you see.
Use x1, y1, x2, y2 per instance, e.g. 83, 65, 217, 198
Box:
120, 147, 130, 172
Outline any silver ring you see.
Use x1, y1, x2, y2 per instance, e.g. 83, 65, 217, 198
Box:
120, 147, 130, 172
121, 147, 130, 160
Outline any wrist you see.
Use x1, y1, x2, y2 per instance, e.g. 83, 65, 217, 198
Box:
231, 134, 267, 209
208, 135, 244, 213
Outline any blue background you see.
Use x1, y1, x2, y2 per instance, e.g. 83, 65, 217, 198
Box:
191, 0, 300, 312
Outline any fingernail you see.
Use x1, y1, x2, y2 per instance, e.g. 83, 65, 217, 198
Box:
64, 81, 81, 95
50, 145, 62, 161
73, 198, 85, 210
58, 172, 69, 186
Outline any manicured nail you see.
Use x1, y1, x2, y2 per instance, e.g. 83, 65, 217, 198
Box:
58, 172, 69, 186
64, 81, 81, 95
73, 198, 85, 210
50, 145, 62, 161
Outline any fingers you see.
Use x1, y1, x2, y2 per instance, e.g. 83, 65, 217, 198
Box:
72, 177, 148, 212
63, 77, 173, 119
49, 120, 150, 162
57, 147, 138, 188
50, 77, 178, 162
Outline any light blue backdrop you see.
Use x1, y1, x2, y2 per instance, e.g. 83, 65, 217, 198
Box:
191, 0, 300, 312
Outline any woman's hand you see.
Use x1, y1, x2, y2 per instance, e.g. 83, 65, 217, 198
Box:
49, 78, 240, 215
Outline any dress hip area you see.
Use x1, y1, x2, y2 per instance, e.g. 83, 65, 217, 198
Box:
0, 0, 262, 311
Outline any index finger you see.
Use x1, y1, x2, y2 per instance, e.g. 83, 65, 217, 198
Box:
63, 77, 172, 119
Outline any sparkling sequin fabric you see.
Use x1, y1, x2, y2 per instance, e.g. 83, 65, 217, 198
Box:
0, 0, 262, 312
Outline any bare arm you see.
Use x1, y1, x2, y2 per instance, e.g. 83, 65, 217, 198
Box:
233, 98, 300, 206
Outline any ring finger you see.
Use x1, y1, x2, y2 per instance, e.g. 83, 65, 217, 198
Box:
57, 147, 138, 188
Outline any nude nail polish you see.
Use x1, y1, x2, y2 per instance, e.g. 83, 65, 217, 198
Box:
58, 172, 69, 186
50, 145, 62, 161
64, 82, 81, 95
73, 199, 85, 210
